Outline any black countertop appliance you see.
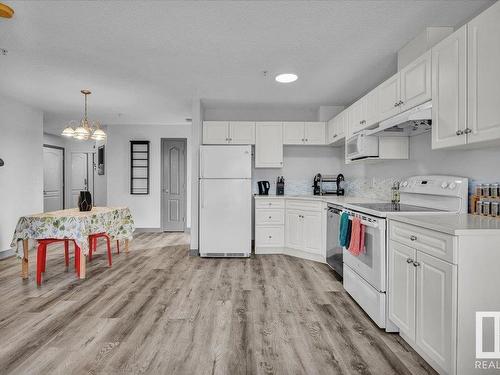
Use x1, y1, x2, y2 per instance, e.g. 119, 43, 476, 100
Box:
257, 180, 270, 195
276, 176, 285, 195
313, 173, 345, 196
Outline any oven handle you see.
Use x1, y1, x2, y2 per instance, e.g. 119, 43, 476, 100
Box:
343, 211, 380, 229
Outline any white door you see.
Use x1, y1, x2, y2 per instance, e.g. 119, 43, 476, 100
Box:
43, 146, 64, 212
378, 73, 401, 121
365, 88, 380, 127
202, 121, 229, 144
388, 241, 416, 341
467, 2, 500, 144
285, 209, 303, 250
283, 122, 304, 145
162, 139, 186, 232
200, 145, 251, 178
415, 251, 456, 375
255, 122, 283, 168
400, 50, 432, 111
304, 122, 326, 145
302, 210, 322, 254
70, 152, 89, 208
431, 26, 468, 149
199, 179, 251, 254
229, 121, 255, 144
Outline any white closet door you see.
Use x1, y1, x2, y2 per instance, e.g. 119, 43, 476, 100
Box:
43, 147, 64, 212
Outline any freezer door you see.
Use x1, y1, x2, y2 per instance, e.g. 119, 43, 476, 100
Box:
199, 179, 251, 255
200, 145, 251, 179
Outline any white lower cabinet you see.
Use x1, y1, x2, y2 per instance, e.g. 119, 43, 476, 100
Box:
388, 241, 416, 340
389, 221, 457, 375
255, 198, 325, 261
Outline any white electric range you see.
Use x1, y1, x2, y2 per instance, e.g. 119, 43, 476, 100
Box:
340, 175, 468, 332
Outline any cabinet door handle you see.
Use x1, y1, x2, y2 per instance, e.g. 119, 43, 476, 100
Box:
406, 258, 414, 264
268, 216, 272, 219
456, 130, 464, 136
409, 235, 417, 241
268, 235, 272, 239
394, 102, 399, 107
464, 128, 472, 134
413, 261, 420, 267
399, 100, 404, 106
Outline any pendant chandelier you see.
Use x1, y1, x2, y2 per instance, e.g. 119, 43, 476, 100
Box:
61, 90, 107, 141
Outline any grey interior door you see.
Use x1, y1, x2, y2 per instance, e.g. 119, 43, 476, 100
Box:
162, 139, 186, 231
43, 146, 64, 212
70, 152, 95, 208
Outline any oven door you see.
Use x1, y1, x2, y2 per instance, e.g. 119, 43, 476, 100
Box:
342, 210, 386, 292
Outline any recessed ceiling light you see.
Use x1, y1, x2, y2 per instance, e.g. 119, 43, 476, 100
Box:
275, 73, 298, 83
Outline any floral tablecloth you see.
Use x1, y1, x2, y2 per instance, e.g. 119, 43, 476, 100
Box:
11, 207, 135, 256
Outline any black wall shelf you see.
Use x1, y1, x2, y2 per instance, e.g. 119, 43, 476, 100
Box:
130, 141, 150, 195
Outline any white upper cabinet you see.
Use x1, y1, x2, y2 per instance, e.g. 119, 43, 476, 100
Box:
431, 26, 467, 149
327, 110, 346, 145
255, 122, 283, 168
467, 1, 500, 145
349, 97, 366, 136
203, 121, 255, 144
229, 121, 255, 144
378, 73, 401, 121
365, 87, 380, 127
283, 122, 326, 145
304, 122, 326, 144
203, 121, 229, 144
283, 122, 305, 144
400, 50, 432, 111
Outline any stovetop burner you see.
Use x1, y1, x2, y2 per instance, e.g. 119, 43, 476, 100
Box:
348, 203, 445, 213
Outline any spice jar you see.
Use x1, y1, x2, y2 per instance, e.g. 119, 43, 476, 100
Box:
492, 184, 499, 198
491, 202, 499, 217
475, 184, 483, 196
483, 184, 491, 197
482, 201, 491, 216
476, 200, 483, 215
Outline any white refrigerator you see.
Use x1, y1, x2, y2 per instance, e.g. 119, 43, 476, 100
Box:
199, 145, 252, 257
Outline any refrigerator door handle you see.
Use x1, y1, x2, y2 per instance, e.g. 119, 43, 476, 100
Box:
200, 181, 204, 209
200, 149, 204, 178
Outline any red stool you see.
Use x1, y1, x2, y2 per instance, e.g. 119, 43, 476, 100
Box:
36, 239, 77, 286
88, 233, 112, 267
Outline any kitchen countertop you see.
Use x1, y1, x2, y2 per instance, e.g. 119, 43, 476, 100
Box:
253, 194, 385, 205
387, 213, 500, 236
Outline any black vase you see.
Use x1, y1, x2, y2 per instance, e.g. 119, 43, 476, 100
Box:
78, 191, 93, 212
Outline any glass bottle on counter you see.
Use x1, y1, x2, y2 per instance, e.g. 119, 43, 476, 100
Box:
391, 181, 400, 204
475, 184, 483, 196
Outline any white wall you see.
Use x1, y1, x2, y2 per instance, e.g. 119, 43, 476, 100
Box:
342, 132, 500, 186
253, 145, 344, 195
106, 124, 191, 229
0, 95, 44, 254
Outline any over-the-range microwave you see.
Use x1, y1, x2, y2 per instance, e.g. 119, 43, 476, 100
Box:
346, 132, 379, 161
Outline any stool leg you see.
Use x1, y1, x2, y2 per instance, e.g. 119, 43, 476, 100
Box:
106, 237, 112, 267
116, 240, 120, 254
88, 237, 93, 262
64, 240, 69, 268
36, 243, 44, 286
75, 245, 80, 277
41, 244, 47, 273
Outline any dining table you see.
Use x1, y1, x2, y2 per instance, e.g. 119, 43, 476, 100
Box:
11, 206, 135, 280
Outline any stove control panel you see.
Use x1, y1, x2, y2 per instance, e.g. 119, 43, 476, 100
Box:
399, 175, 468, 197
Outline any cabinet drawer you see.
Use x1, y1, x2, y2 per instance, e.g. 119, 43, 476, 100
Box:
389, 221, 456, 263
255, 209, 284, 225
255, 226, 284, 247
255, 199, 285, 209
286, 199, 323, 212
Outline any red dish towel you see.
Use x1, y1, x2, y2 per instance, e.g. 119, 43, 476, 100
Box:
348, 217, 365, 256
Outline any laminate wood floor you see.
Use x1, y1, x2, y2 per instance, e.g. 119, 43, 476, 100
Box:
0, 233, 436, 375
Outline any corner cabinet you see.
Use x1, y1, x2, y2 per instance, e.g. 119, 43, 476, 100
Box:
255, 122, 283, 168
255, 197, 326, 263
203, 121, 255, 144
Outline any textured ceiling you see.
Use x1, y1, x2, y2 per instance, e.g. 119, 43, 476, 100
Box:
0, 0, 494, 130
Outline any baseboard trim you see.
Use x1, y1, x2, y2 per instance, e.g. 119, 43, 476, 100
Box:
0, 249, 15, 260
189, 249, 199, 257
134, 228, 162, 233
